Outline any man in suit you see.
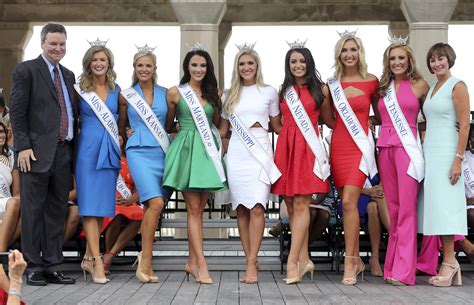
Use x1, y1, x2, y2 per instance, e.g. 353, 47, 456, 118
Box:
10, 22, 77, 286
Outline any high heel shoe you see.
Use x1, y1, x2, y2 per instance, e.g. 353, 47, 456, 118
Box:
369, 255, 383, 277
432, 262, 462, 287
184, 264, 198, 282
133, 251, 150, 283
341, 256, 365, 285
81, 255, 109, 284
196, 266, 213, 285
298, 260, 315, 282
240, 258, 259, 284
285, 262, 300, 285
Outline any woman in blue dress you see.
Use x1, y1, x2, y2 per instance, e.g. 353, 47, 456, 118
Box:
75, 45, 121, 284
118, 49, 168, 283
419, 43, 470, 287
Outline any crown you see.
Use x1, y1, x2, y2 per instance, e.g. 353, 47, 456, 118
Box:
388, 35, 408, 45
337, 29, 358, 39
286, 39, 307, 49
187, 42, 206, 52
135, 43, 157, 53
236, 42, 256, 52
88, 38, 108, 47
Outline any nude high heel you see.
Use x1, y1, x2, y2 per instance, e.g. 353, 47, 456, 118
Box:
81, 255, 109, 284
298, 260, 315, 282
184, 263, 198, 282
240, 258, 259, 284
341, 256, 365, 285
432, 262, 462, 287
133, 251, 151, 283
285, 262, 300, 285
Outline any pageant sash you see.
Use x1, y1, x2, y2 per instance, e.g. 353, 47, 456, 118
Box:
0, 176, 11, 198
177, 83, 226, 182
228, 112, 281, 184
284, 86, 330, 181
463, 155, 474, 193
116, 174, 131, 200
327, 77, 377, 178
384, 81, 424, 182
121, 87, 170, 153
74, 84, 120, 150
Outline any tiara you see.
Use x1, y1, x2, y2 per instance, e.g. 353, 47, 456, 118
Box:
236, 42, 256, 52
135, 43, 157, 53
187, 42, 206, 52
388, 35, 408, 45
286, 39, 307, 49
88, 38, 108, 47
337, 29, 357, 39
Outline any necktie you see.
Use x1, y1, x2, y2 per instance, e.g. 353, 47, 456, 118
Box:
53, 66, 68, 140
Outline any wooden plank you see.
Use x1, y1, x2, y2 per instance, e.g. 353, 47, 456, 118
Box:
170, 271, 200, 305
125, 272, 170, 305
101, 274, 145, 305
272, 270, 309, 305
78, 274, 131, 304
313, 272, 355, 304
362, 274, 419, 304
147, 270, 185, 304
49, 274, 114, 304
27, 274, 88, 305
216, 271, 239, 305
194, 271, 221, 305
258, 271, 285, 305
239, 271, 262, 305
296, 273, 332, 305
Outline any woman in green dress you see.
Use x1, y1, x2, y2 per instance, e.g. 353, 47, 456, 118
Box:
163, 48, 226, 284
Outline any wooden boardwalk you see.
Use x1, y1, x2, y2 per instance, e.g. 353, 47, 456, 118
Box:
21, 270, 474, 304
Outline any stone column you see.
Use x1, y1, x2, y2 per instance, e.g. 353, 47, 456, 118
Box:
0, 22, 33, 102
400, 0, 458, 81
170, 0, 227, 83
218, 22, 232, 89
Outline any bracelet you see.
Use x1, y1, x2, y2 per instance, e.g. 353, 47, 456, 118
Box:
455, 153, 465, 161
8, 288, 21, 298
9, 275, 23, 285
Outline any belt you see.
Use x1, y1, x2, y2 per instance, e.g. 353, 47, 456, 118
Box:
57, 139, 70, 147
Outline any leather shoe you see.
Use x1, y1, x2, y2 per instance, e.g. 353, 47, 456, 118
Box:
26, 271, 47, 286
44, 271, 76, 285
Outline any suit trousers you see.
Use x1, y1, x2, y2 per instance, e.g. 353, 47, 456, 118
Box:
378, 146, 419, 285
20, 143, 72, 272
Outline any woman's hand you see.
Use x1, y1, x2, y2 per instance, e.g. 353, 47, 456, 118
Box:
449, 158, 462, 185
8, 250, 27, 283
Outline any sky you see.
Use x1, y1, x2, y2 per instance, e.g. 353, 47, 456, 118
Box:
24, 24, 473, 109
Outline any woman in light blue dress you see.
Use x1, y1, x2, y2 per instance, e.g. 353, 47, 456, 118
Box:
76, 45, 121, 284
419, 43, 470, 287
118, 50, 168, 283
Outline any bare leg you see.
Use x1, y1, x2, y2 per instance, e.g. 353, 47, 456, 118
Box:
438, 235, 457, 277
246, 204, 265, 282
64, 205, 79, 243
374, 197, 390, 231
367, 201, 382, 276
140, 197, 164, 277
82, 216, 105, 279
340, 185, 364, 282
236, 206, 251, 257
104, 216, 122, 252
308, 208, 330, 244
0, 198, 20, 251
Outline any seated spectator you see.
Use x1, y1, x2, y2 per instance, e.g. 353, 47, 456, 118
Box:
0, 122, 20, 252
338, 175, 390, 277
101, 136, 143, 275
308, 193, 331, 245
0, 250, 27, 305
0, 96, 10, 129
64, 178, 79, 243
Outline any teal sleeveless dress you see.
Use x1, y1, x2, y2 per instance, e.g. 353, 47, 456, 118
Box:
418, 76, 468, 235
163, 95, 227, 192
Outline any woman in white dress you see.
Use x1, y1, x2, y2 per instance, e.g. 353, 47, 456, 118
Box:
0, 122, 20, 252
219, 46, 281, 283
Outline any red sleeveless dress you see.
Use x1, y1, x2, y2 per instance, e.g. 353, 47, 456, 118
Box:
272, 85, 330, 197
330, 80, 378, 188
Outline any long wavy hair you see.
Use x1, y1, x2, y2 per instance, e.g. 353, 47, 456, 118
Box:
79, 46, 117, 92
279, 48, 325, 109
180, 50, 220, 110
0, 122, 10, 158
223, 50, 265, 115
131, 51, 157, 86
333, 37, 368, 80
378, 44, 423, 97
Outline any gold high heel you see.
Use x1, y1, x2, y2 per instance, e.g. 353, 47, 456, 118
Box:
298, 260, 315, 282
184, 263, 198, 282
240, 258, 259, 284
81, 255, 109, 284
133, 251, 151, 283
285, 262, 300, 285
432, 262, 462, 287
341, 256, 365, 285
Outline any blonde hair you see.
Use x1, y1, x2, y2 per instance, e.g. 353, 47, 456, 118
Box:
378, 44, 423, 96
333, 37, 368, 80
223, 50, 265, 115
131, 51, 157, 86
79, 46, 116, 92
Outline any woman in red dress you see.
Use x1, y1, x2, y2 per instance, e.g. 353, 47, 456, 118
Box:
272, 45, 331, 284
326, 33, 379, 285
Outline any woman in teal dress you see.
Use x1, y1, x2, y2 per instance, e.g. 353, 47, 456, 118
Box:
75, 45, 121, 284
419, 43, 470, 287
163, 49, 226, 284
118, 50, 168, 283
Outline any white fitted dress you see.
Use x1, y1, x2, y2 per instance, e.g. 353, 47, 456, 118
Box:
222, 84, 280, 210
